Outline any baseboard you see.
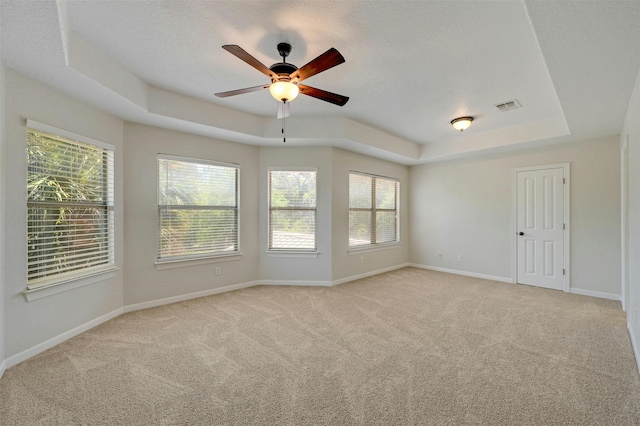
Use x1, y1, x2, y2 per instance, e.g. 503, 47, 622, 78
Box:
123, 280, 260, 313
259, 264, 411, 287
259, 280, 332, 286
409, 263, 512, 283
4, 307, 123, 370
2, 270, 629, 376
570, 288, 620, 301
2, 281, 261, 372
331, 263, 411, 286
410, 264, 621, 301
628, 323, 640, 376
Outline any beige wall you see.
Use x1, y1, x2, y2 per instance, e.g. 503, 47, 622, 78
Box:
410, 136, 621, 297
258, 146, 410, 284
259, 146, 333, 283
123, 123, 260, 305
331, 148, 410, 281
1, 67, 633, 373
0, 64, 6, 372
0, 75, 410, 366
2, 70, 125, 359
623, 66, 640, 358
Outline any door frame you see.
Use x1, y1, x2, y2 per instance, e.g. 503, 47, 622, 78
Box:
621, 135, 629, 311
511, 163, 571, 292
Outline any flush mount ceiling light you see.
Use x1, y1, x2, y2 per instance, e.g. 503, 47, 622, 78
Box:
451, 116, 474, 132
269, 80, 299, 102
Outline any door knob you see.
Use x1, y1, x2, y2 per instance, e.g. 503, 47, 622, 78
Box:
518, 232, 524, 236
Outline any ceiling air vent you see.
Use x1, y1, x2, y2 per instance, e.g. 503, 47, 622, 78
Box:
495, 99, 521, 112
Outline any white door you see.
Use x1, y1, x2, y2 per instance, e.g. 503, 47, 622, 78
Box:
516, 167, 565, 290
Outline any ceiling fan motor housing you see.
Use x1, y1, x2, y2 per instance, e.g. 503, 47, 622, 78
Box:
270, 43, 298, 82
269, 62, 298, 82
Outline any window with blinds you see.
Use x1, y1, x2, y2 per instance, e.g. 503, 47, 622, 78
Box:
349, 172, 399, 248
269, 170, 317, 251
27, 124, 115, 289
158, 155, 239, 261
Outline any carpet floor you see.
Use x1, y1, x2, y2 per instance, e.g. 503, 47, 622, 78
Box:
1, 267, 639, 425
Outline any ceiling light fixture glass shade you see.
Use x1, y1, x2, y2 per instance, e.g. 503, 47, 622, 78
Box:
270, 81, 299, 102
451, 116, 474, 132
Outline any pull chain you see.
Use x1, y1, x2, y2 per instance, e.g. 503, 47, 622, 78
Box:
281, 101, 286, 143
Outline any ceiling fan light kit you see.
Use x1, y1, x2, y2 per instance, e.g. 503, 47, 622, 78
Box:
451, 116, 474, 132
269, 80, 299, 102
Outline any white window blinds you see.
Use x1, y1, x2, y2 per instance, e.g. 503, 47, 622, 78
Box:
349, 172, 399, 248
27, 124, 115, 288
269, 170, 317, 251
158, 155, 239, 261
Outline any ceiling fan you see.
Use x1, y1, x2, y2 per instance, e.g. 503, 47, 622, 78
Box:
215, 43, 349, 118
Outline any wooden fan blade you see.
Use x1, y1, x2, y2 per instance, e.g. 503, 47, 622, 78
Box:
290, 48, 345, 82
298, 84, 349, 106
222, 45, 276, 79
215, 84, 270, 98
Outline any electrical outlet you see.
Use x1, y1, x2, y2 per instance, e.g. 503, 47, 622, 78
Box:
215, 266, 221, 276
360, 256, 364, 264
457, 255, 462, 262
438, 253, 443, 259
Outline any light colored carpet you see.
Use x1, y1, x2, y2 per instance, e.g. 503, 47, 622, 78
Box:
1, 267, 639, 425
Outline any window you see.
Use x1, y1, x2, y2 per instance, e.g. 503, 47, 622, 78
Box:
349, 172, 399, 248
269, 170, 317, 251
27, 121, 115, 289
157, 155, 239, 262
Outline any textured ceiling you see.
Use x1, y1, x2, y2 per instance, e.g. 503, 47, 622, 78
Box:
2, 0, 639, 164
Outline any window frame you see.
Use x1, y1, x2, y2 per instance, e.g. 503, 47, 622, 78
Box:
348, 171, 400, 250
268, 168, 318, 253
156, 154, 240, 263
26, 120, 116, 291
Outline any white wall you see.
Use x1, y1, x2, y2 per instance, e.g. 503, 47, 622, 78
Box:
410, 136, 621, 297
123, 123, 260, 305
259, 146, 333, 283
2, 70, 125, 360
623, 66, 640, 365
0, 64, 6, 376
258, 146, 410, 284
0, 67, 632, 372
0, 78, 411, 369
331, 148, 410, 281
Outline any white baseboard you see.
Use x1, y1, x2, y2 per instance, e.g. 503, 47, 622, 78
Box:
2, 281, 262, 372
259, 280, 332, 287
570, 288, 620, 301
123, 280, 260, 313
2, 270, 631, 377
410, 264, 621, 301
4, 307, 124, 370
259, 263, 411, 287
628, 323, 640, 376
331, 263, 411, 286
409, 263, 512, 283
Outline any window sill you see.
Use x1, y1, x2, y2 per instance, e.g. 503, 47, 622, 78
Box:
24, 267, 119, 302
266, 251, 320, 259
348, 242, 401, 255
155, 253, 241, 270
